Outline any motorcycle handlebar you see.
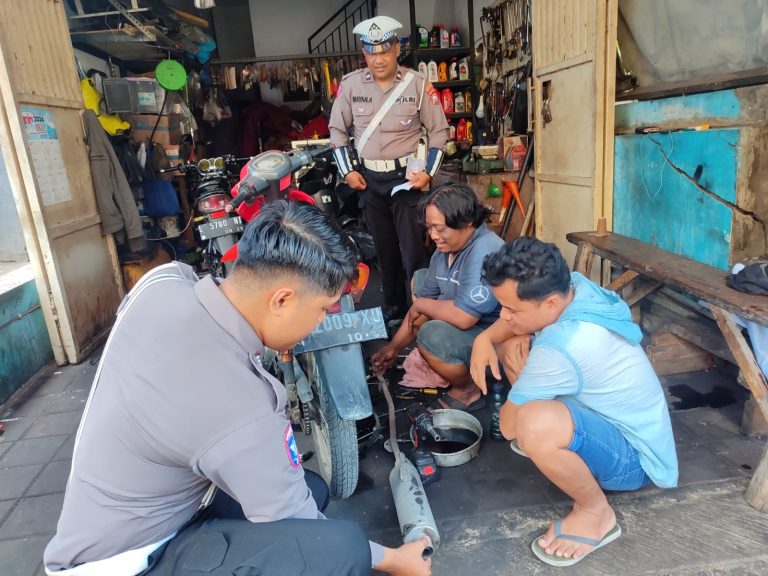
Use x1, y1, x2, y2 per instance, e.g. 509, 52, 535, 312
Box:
159, 164, 185, 174
309, 145, 334, 159
227, 178, 268, 211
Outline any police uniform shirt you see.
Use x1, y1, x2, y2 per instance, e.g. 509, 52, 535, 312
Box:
329, 66, 449, 160
44, 263, 384, 573
418, 224, 505, 328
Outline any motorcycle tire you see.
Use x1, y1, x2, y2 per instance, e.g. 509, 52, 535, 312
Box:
309, 379, 359, 499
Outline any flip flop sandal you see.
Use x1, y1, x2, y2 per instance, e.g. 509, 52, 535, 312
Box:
509, 438, 529, 458
428, 393, 487, 413
531, 521, 622, 567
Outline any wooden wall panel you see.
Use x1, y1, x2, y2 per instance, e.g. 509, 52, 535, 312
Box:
0, 0, 82, 105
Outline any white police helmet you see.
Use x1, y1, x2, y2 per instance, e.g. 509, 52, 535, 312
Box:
352, 16, 403, 54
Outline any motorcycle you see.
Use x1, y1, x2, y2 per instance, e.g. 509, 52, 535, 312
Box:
163, 156, 248, 277
225, 146, 386, 498
290, 141, 376, 263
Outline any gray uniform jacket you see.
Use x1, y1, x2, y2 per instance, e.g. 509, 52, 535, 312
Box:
329, 66, 449, 160
44, 263, 346, 572
82, 110, 143, 240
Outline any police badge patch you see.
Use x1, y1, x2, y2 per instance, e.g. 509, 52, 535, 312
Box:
284, 424, 301, 468
368, 23, 383, 42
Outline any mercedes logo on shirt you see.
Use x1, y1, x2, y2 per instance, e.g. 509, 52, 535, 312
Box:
470, 285, 490, 304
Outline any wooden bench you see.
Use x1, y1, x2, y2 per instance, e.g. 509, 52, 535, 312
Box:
566, 230, 768, 513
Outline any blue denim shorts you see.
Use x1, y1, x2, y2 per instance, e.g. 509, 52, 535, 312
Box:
416, 319, 484, 365
561, 398, 652, 491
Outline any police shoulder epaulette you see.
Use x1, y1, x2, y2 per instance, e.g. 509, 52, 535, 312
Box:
342, 69, 365, 81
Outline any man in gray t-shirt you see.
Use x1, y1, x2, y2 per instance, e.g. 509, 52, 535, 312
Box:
44, 202, 431, 576
371, 183, 503, 412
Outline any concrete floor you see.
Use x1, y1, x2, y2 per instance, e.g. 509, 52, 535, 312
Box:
1, 351, 767, 575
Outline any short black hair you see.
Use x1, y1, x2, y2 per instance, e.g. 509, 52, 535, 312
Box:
419, 182, 492, 229
233, 200, 358, 295
483, 237, 571, 301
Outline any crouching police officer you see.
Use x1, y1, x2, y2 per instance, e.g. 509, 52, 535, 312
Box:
329, 16, 449, 321
43, 202, 431, 576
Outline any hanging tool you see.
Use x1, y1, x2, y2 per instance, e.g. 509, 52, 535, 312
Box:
378, 373, 440, 558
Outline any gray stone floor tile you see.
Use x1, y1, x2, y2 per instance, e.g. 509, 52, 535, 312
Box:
2, 395, 58, 419
0, 499, 15, 525
0, 436, 68, 467
0, 493, 63, 539
25, 460, 70, 497
0, 440, 13, 460
46, 389, 88, 414
65, 367, 96, 392
32, 371, 77, 397
0, 464, 44, 500
0, 419, 34, 442
52, 435, 75, 462
0, 536, 50, 576
21, 411, 81, 440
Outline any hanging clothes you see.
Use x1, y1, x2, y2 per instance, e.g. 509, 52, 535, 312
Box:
82, 110, 144, 243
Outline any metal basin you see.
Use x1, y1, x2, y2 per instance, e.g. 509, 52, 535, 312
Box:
424, 409, 483, 468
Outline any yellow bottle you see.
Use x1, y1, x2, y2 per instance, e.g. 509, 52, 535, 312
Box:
437, 61, 448, 83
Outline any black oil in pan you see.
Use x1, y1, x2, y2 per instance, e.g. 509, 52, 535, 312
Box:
422, 427, 479, 454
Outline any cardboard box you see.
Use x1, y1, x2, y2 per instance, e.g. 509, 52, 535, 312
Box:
126, 113, 181, 147
499, 135, 528, 171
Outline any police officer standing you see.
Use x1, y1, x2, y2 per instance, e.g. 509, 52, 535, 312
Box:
330, 16, 449, 320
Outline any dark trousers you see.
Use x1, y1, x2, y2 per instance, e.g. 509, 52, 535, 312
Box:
361, 167, 429, 310
144, 471, 370, 575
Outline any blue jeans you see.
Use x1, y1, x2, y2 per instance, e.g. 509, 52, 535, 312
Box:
561, 398, 652, 491
416, 319, 484, 365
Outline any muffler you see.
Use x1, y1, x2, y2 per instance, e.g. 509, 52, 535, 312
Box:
377, 374, 440, 557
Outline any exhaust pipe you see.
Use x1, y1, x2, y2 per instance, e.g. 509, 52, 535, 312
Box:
378, 374, 440, 557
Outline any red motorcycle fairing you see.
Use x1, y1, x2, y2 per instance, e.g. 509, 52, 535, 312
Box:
220, 188, 316, 263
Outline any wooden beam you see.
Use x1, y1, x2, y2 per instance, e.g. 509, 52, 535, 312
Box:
617, 66, 768, 103
566, 231, 768, 327
573, 241, 594, 277
709, 305, 768, 421
625, 280, 662, 307
745, 443, 768, 513
607, 269, 639, 292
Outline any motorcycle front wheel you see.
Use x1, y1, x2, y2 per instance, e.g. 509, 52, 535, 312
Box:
309, 373, 359, 499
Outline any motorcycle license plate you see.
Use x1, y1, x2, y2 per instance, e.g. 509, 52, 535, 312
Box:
293, 307, 387, 354
198, 216, 244, 241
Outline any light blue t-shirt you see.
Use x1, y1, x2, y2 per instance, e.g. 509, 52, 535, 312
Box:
508, 273, 678, 488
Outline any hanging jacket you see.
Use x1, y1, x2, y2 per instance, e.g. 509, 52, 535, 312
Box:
82, 110, 144, 240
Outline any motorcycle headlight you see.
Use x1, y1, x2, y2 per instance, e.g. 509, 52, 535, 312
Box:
213, 157, 225, 170
197, 193, 230, 214
198, 158, 211, 172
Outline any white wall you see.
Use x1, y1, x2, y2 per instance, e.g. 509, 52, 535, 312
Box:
250, 0, 352, 57
0, 148, 27, 262
248, 0, 489, 57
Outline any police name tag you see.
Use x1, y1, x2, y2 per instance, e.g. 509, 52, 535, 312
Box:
293, 307, 387, 354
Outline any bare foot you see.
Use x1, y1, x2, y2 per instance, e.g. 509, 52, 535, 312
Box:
537, 503, 616, 559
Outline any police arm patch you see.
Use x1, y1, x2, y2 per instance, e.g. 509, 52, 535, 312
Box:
426, 82, 441, 106
284, 424, 301, 469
